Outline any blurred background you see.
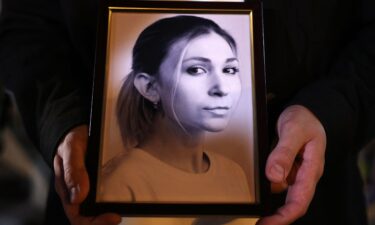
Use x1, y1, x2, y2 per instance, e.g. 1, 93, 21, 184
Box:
0, 87, 50, 225
0, 1, 374, 224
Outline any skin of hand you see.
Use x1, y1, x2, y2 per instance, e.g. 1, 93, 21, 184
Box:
53, 125, 122, 225
257, 105, 326, 225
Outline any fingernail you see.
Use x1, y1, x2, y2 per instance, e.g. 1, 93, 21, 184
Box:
270, 164, 285, 181
70, 185, 80, 203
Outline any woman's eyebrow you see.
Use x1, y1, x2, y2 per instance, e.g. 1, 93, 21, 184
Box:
182, 57, 210, 63
182, 57, 239, 63
226, 58, 239, 63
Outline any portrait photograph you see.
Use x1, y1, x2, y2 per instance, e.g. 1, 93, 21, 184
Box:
83, 1, 268, 216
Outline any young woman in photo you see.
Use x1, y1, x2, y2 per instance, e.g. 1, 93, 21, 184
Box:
99, 15, 253, 203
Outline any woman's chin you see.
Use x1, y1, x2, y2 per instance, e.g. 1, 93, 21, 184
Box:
202, 120, 229, 132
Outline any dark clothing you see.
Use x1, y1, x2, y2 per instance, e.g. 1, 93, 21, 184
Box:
0, 0, 374, 224
263, 2, 375, 224
0, 0, 97, 167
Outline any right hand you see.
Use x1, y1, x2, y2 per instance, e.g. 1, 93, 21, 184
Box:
53, 125, 122, 225
257, 105, 326, 225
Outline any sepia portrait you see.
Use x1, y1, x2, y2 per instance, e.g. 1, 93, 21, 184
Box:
83, 2, 268, 216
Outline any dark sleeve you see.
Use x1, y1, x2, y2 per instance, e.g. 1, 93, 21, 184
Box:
0, 0, 96, 167
57, 0, 98, 73
291, 1, 375, 150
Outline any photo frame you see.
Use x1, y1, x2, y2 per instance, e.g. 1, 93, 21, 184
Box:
82, 0, 269, 217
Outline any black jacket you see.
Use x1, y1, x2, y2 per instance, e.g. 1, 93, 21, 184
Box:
0, 0, 374, 224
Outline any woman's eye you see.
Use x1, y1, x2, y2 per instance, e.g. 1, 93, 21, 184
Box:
223, 67, 239, 75
186, 66, 207, 75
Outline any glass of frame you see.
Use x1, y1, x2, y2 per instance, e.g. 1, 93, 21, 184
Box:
82, 0, 269, 217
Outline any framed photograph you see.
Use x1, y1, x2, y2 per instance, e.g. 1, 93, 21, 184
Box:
82, 0, 269, 217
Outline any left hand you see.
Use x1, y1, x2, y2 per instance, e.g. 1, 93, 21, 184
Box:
53, 125, 121, 225
257, 105, 326, 225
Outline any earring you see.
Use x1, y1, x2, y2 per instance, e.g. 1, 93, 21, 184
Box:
153, 101, 158, 109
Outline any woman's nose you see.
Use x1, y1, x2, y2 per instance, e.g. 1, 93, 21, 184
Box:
208, 72, 228, 97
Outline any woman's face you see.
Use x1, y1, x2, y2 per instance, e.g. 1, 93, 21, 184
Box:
158, 32, 241, 134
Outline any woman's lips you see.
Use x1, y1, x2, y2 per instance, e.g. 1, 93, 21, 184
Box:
203, 106, 230, 116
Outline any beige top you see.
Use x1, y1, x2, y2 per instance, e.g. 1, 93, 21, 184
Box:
98, 149, 253, 203
121, 217, 258, 225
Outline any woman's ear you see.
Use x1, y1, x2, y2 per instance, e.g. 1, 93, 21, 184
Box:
133, 73, 160, 103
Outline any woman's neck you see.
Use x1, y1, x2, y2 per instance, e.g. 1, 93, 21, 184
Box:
138, 115, 209, 173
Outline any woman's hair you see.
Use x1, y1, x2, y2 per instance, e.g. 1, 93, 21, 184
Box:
117, 15, 237, 148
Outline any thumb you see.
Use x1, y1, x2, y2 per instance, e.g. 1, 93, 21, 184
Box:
57, 125, 89, 204
266, 118, 306, 184
266, 144, 300, 185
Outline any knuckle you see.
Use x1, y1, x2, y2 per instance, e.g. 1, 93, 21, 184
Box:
279, 119, 297, 134
59, 131, 87, 154
66, 136, 85, 151
64, 165, 87, 188
64, 167, 78, 188
284, 120, 302, 133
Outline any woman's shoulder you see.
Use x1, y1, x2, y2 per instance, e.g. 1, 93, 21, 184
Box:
205, 151, 253, 201
98, 150, 155, 201
206, 151, 241, 168
206, 151, 247, 177
101, 149, 152, 181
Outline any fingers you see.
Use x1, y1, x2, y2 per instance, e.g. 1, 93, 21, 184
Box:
54, 154, 81, 220
258, 150, 321, 225
55, 154, 121, 225
54, 126, 122, 225
54, 154, 69, 205
256, 199, 308, 225
266, 114, 306, 184
266, 105, 325, 185
259, 105, 326, 225
258, 152, 321, 225
57, 125, 90, 204
54, 153, 84, 222
266, 144, 303, 184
